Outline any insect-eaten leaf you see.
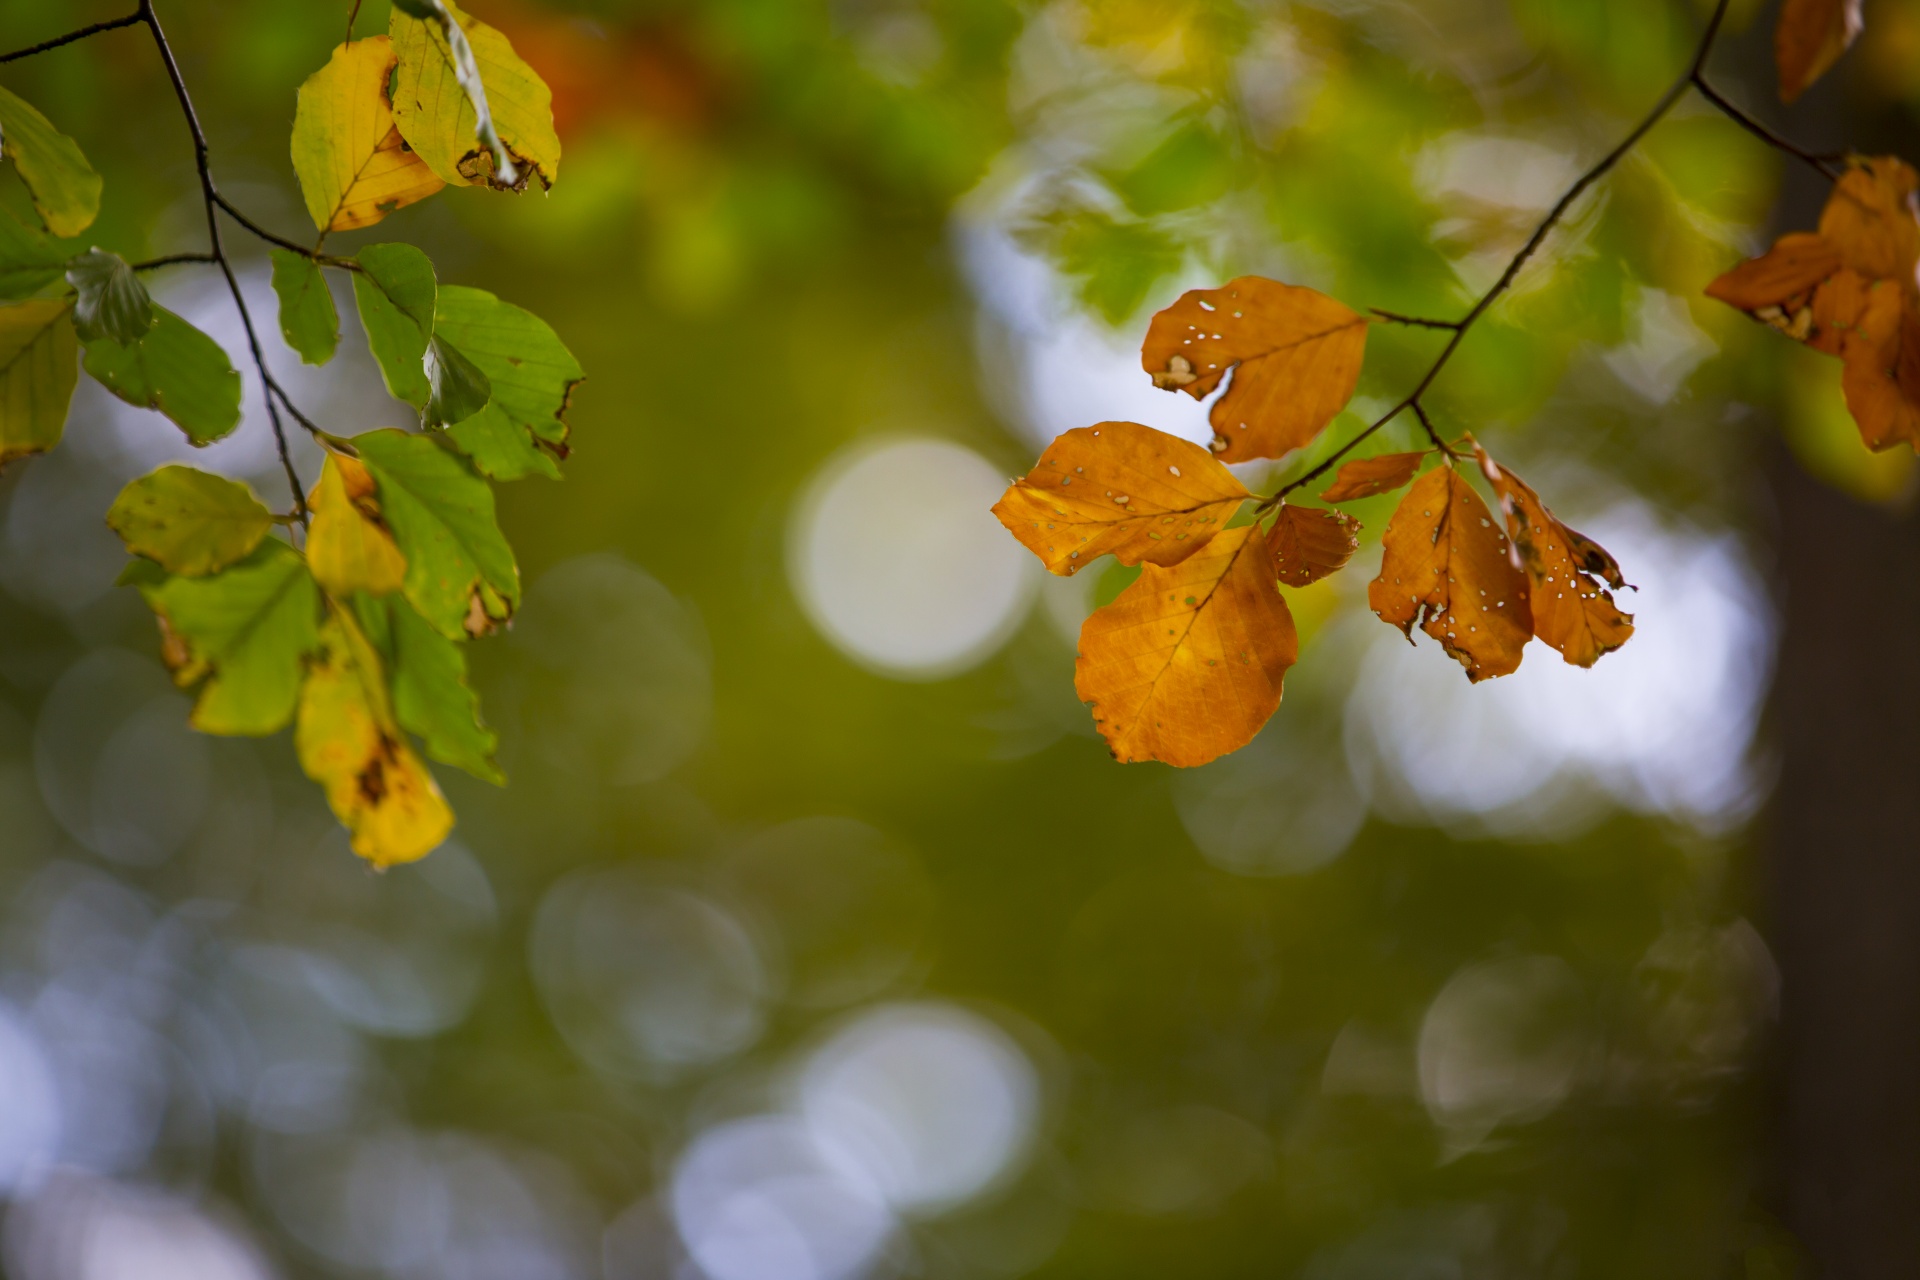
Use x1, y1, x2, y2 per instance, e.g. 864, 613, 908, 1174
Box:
308, 452, 408, 598
433, 285, 579, 476
107, 464, 274, 576
352, 242, 437, 409
297, 610, 453, 868
0, 298, 78, 468
1707, 157, 1920, 452
270, 250, 341, 366
1141, 275, 1369, 463
0, 85, 102, 237
1776, 0, 1863, 104
0, 206, 68, 301
389, 0, 562, 192
66, 248, 153, 345
1075, 524, 1298, 768
1319, 451, 1429, 502
82, 306, 242, 445
1368, 466, 1531, 682
1267, 503, 1360, 587
1475, 447, 1633, 668
355, 593, 503, 784
351, 428, 519, 638
425, 334, 491, 427
292, 36, 448, 233
992, 421, 1248, 575
130, 538, 322, 735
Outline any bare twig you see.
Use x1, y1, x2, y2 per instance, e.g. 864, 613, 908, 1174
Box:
1266, 0, 1738, 508
1370, 308, 1461, 331
130, 251, 217, 271
0, 11, 143, 64
1691, 74, 1842, 181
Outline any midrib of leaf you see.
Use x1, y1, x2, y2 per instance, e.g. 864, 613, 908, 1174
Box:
1129, 529, 1258, 714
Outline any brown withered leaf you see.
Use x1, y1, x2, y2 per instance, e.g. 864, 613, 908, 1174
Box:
992, 421, 1248, 575
1703, 232, 1843, 345
1367, 466, 1531, 681
1475, 447, 1634, 668
1075, 524, 1297, 767
1319, 451, 1428, 502
1268, 503, 1360, 587
1818, 157, 1920, 281
1141, 276, 1369, 464
1777, 0, 1863, 104
1837, 282, 1920, 451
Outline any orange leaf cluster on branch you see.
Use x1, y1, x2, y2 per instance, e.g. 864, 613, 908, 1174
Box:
992, 279, 1637, 768
1707, 157, 1920, 452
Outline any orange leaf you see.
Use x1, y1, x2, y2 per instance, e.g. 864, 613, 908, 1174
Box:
1817, 157, 1920, 281
1141, 276, 1369, 463
1704, 231, 1841, 314
1319, 450, 1428, 502
1838, 281, 1920, 451
1776, 0, 1863, 103
1075, 524, 1297, 767
1367, 466, 1531, 682
1475, 448, 1634, 668
992, 422, 1248, 575
1268, 503, 1359, 587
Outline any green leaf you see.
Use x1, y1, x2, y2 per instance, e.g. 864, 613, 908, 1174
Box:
135, 539, 322, 735
356, 592, 502, 783
0, 85, 102, 237
66, 248, 153, 345
0, 298, 78, 468
270, 250, 340, 366
107, 464, 275, 576
426, 333, 490, 426
352, 242, 435, 408
82, 306, 242, 445
0, 206, 67, 301
351, 428, 518, 637
389, 0, 561, 190
445, 402, 560, 480
433, 285, 579, 463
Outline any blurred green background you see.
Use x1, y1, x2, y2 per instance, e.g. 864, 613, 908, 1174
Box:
2, 0, 1915, 1275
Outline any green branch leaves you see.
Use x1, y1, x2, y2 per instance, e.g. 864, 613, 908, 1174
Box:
0, 83, 101, 237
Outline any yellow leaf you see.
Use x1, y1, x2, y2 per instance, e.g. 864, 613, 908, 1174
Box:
1368, 466, 1531, 682
292, 37, 447, 233
1267, 503, 1359, 588
297, 610, 452, 868
390, 0, 562, 191
991, 421, 1248, 576
307, 452, 408, 597
1141, 276, 1368, 463
1475, 447, 1634, 668
1777, 0, 1863, 104
1075, 524, 1298, 767
0, 299, 78, 469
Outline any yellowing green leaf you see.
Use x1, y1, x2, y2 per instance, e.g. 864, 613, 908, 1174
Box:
297, 609, 454, 868
82, 306, 242, 444
0, 298, 78, 468
0, 84, 102, 237
135, 539, 322, 735
433, 285, 579, 469
351, 428, 518, 637
352, 242, 436, 408
107, 464, 274, 576
0, 206, 67, 301
356, 593, 502, 784
292, 36, 447, 233
270, 250, 340, 366
307, 452, 408, 598
389, 0, 562, 191
66, 248, 153, 346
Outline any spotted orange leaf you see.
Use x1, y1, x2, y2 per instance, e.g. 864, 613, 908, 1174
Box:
1267, 503, 1360, 587
1141, 276, 1368, 463
1075, 524, 1297, 767
1368, 466, 1531, 681
992, 421, 1248, 575
1776, 0, 1863, 104
1319, 450, 1429, 502
1475, 447, 1633, 668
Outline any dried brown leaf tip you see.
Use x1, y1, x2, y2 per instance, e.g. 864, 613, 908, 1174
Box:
1475, 446, 1634, 669
1141, 276, 1369, 464
1268, 504, 1360, 588
1368, 466, 1532, 682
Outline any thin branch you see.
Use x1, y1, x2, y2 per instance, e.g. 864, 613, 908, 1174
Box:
0, 11, 142, 64
1268, 0, 1736, 506
1370, 308, 1460, 331
1411, 401, 1450, 453
140, 0, 310, 523
1691, 73, 1842, 181
266, 376, 325, 438
130, 251, 217, 270
210, 192, 358, 268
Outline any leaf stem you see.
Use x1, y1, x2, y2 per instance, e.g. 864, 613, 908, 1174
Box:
1690, 73, 1842, 181
1273, 0, 1736, 504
